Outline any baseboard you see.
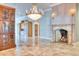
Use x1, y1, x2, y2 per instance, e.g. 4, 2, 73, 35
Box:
40, 36, 52, 41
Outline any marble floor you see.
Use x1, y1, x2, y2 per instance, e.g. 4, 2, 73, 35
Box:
0, 41, 79, 56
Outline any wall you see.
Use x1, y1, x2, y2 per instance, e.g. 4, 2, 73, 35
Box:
52, 4, 76, 24
76, 4, 79, 41
40, 10, 52, 40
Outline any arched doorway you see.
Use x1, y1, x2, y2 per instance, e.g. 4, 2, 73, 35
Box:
33, 22, 40, 47
19, 20, 40, 47
19, 20, 28, 45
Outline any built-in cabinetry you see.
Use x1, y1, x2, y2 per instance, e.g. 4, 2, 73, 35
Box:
0, 5, 15, 50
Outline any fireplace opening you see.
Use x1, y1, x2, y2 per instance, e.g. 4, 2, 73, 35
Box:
55, 29, 68, 43
59, 29, 68, 43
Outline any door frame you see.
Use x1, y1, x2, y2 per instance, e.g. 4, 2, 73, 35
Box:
32, 22, 40, 46
33, 22, 40, 39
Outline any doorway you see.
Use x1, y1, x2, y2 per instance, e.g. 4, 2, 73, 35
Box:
19, 21, 40, 47
28, 22, 40, 46
19, 20, 28, 45
28, 21, 32, 37
34, 24, 39, 46
27, 21, 32, 46
35, 24, 39, 37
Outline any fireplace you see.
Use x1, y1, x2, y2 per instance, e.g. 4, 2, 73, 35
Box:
52, 24, 75, 44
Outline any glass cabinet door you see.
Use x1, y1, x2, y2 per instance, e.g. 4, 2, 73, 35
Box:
3, 34, 8, 49
2, 9, 9, 33
8, 9, 15, 21
3, 9, 9, 20
3, 21, 9, 33
10, 11, 15, 21
0, 21, 3, 32
9, 22, 15, 32
2, 21, 9, 49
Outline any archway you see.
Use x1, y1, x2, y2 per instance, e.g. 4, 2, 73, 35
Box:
33, 22, 40, 47
19, 20, 28, 45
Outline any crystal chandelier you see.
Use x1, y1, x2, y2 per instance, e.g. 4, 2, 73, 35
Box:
26, 4, 43, 20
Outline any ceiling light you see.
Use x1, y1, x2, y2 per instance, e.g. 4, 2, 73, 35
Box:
26, 4, 43, 20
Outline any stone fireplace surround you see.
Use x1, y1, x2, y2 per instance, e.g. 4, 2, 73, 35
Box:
52, 24, 75, 44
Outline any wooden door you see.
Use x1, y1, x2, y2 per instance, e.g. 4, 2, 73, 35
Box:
28, 22, 32, 37
35, 24, 38, 37
27, 22, 32, 47
35, 24, 39, 46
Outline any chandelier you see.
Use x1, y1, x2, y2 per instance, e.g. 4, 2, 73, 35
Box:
26, 4, 43, 20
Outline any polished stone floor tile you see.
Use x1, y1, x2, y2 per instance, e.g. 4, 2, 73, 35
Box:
0, 42, 79, 56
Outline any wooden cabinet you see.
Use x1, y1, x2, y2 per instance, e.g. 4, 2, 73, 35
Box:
0, 5, 15, 50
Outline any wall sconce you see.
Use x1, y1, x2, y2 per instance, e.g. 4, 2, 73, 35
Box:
51, 13, 56, 19
69, 8, 76, 16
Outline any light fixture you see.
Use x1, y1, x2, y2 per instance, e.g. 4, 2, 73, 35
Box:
51, 13, 56, 19
69, 8, 76, 16
26, 4, 43, 20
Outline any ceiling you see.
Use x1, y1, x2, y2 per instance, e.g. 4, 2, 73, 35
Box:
1, 3, 61, 17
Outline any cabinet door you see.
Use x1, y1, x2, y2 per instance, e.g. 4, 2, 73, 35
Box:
8, 22, 15, 32
0, 8, 3, 19
3, 21, 9, 33
3, 34, 9, 49
0, 21, 3, 33
9, 10, 15, 21
3, 9, 9, 21
0, 35, 3, 50
8, 34, 15, 48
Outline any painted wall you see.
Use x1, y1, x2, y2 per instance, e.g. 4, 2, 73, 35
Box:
52, 4, 76, 24
40, 10, 52, 40
76, 4, 79, 41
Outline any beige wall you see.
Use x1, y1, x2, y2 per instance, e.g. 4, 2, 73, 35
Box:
76, 4, 79, 41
